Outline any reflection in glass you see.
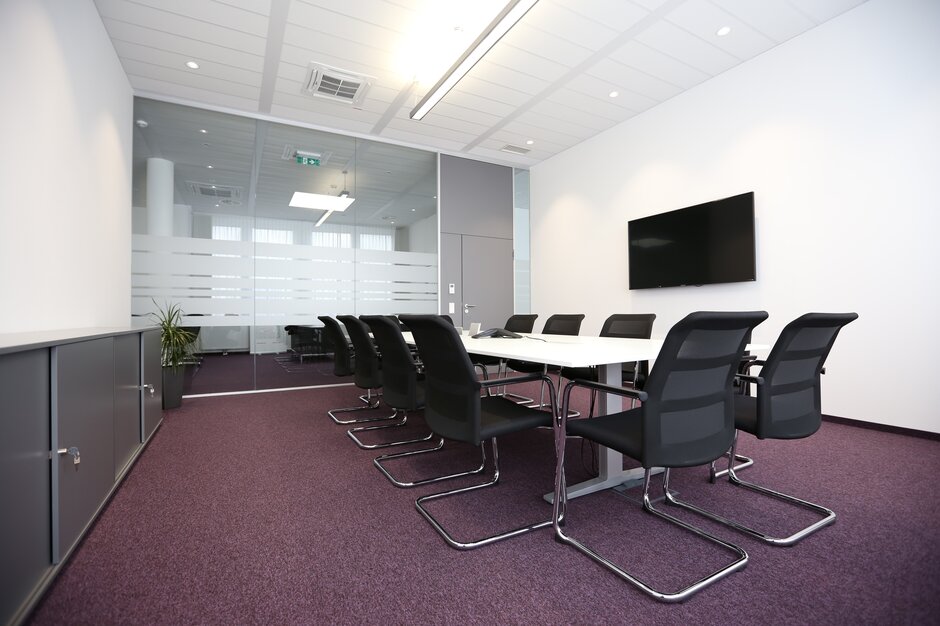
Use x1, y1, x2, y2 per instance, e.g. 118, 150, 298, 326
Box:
130, 98, 438, 394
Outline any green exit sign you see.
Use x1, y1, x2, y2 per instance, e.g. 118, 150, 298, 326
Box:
296, 155, 320, 166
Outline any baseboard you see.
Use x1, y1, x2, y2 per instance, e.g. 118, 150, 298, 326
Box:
822, 414, 940, 441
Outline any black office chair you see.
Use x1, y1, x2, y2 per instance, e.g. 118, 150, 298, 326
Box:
506, 314, 584, 408
390, 314, 556, 550
347, 315, 439, 450
677, 312, 858, 546
332, 315, 396, 427
560, 313, 656, 417
554, 310, 768, 602
318, 315, 382, 423
469, 314, 539, 394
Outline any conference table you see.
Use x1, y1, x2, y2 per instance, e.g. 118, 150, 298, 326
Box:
451, 332, 666, 502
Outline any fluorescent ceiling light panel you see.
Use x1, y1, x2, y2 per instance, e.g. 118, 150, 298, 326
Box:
410, 0, 538, 120
289, 192, 355, 212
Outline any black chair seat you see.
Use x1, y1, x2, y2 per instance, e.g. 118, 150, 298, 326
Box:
566, 408, 642, 461
479, 397, 553, 439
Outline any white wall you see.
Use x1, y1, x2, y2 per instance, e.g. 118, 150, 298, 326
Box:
530, 0, 940, 433
0, 0, 132, 333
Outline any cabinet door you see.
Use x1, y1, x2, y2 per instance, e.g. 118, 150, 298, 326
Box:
141, 329, 163, 441
114, 334, 142, 478
0, 350, 51, 624
52, 338, 115, 563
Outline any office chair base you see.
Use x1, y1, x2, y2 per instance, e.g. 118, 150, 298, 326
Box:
552, 468, 748, 603
347, 410, 436, 450
708, 453, 754, 482
373, 439, 485, 489
416, 439, 553, 550
670, 464, 835, 546
328, 389, 390, 424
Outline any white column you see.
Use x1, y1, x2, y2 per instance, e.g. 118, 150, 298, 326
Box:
146, 157, 174, 236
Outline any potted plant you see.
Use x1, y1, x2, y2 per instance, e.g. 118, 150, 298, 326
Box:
151, 299, 195, 409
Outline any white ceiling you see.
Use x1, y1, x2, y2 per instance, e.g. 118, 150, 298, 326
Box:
98, 0, 869, 170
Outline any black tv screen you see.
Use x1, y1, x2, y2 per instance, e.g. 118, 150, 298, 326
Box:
628, 192, 756, 289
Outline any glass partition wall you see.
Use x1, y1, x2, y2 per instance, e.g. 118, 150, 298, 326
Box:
131, 98, 439, 393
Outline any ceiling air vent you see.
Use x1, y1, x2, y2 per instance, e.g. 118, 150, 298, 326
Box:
302, 62, 372, 107
500, 144, 531, 155
187, 181, 243, 202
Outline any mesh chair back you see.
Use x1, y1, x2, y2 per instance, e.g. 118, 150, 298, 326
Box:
641, 311, 768, 468
542, 314, 586, 336
753, 312, 858, 440
337, 315, 382, 390
399, 314, 482, 444
362, 315, 422, 411
600, 314, 656, 386
317, 316, 354, 377
505, 314, 538, 333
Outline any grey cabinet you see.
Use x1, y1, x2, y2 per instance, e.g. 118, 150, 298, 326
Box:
0, 328, 161, 626
141, 329, 163, 441
0, 350, 51, 624
114, 334, 142, 479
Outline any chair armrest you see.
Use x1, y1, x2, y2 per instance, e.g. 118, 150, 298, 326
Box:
563, 378, 648, 403
735, 373, 764, 385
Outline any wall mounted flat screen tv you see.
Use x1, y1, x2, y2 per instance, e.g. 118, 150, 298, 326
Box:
628, 191, 756, 290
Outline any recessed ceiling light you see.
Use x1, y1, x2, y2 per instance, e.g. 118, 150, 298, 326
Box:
608, 90, 619, 98
716, 26, 732, 37
135, 119, 148, 128
186, 60, 200, 69
410, 208, 416, 212
290, 191, 355, 212
199, 129, 207, 134
211, 185, 216, 189
207, 165, 214, 169
390, 221, 396, 224
525, 140, 534, 145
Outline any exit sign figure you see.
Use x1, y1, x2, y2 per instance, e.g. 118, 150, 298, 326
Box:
296, 155, 320, 166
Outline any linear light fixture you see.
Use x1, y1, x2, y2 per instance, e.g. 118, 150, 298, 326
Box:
289, 191, 355, 212
409, 0, 539, 120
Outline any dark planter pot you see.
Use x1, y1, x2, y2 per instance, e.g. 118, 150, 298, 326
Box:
162, 366, 185, 409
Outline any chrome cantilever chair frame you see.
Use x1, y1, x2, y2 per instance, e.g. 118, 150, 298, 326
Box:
415, 372, 558, 550
317, 315, 387, 424
400, 313, 558, 550
669, 312, 856, 546
552, 379, 748, 603
331, 315, 397, 427
552, 311, 767, 602
347, 315, 438, 450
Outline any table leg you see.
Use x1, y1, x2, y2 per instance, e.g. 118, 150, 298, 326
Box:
543, 362, 658, 503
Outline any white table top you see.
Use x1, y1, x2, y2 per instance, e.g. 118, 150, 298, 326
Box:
404, 331, 664, 368
460, 333, 664, 368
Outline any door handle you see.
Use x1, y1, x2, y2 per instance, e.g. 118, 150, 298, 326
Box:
463, 303, 477, 314
139, 383, 155, 397
57, 446, 81, 465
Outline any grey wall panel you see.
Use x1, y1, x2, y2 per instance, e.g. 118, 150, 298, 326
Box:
440, 232, 462, 318
113, 335, 141, 478
53, 338, 115, 562
440, 155, 513, 239
459, 236, 514, 330
0, 350, 51, 625
142, 329, 162, 441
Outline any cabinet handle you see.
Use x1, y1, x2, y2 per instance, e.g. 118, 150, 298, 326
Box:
140, 383, 155, 397
57, 446, 81, 465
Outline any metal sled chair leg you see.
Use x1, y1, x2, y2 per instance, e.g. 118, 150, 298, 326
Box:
416, 438, 554, 550
666, 434, 836, 546
328, 388, 397, 425
679, 312, 857, 546
373, 439, 485, 488
347, 409, 436, 450
708, 451, 755, 482
553, 468, 748, 603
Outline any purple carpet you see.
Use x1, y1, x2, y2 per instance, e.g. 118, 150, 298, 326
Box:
184, 352, 339, 395
27, 381, 940, 624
